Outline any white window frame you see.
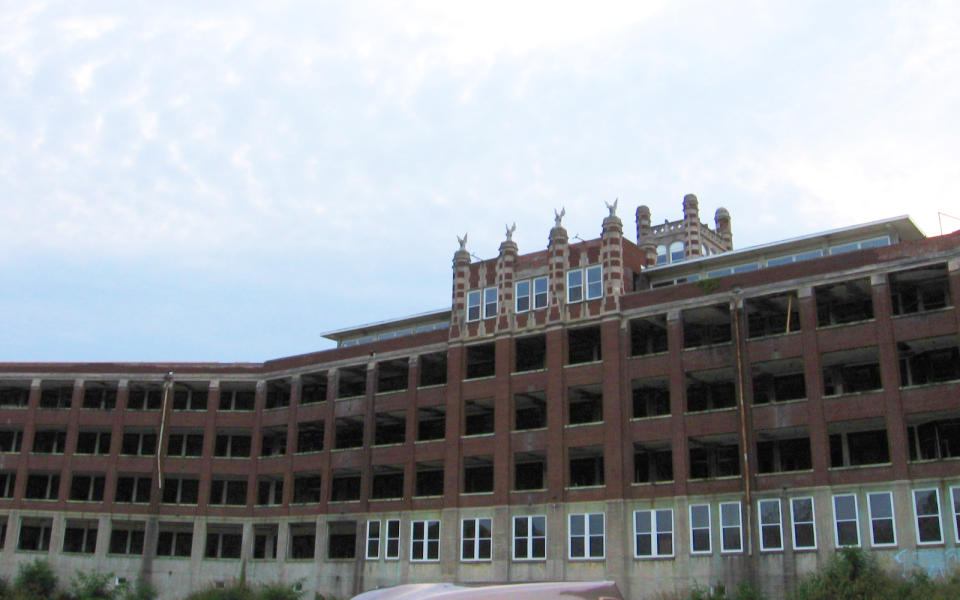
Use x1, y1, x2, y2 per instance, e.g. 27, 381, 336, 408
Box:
515, 280, 531, 313
950, 486, 960, 544
833, 494, 861, 547
633, 509, 674, 558
866, 491, 897, 547
568, 513, 604, 560
719, 502, 743, 553
669, 241, 685, 263
912, 488, 943, 545
384, 519, 400, 560
790, 497, 817, 550
758, 499, 783, 552
460, 517, 492, 562
365, 520, 381, 560
566, 270, 584, 303
585, 265, 602, 300
483, 287, 497, 319
689, 504, 712, 554
410, 519, 440, 562
656, 245, 668, 265
466, 290, 481, 322
533, 276, 548, 309
512, 515, 546, 561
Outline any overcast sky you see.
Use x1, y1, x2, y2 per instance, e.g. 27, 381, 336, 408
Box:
2, 1, 959, 363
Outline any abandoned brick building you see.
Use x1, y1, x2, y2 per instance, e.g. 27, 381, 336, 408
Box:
0, 196, 958, 599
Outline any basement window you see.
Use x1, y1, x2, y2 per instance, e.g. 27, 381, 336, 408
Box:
568, 326, 602, 364
40, 380, 73, 409
219, 384, 255, 411
328, 521, 358, 559
156, 524, 193, 557
899, 336, 960, 387
890, 263, 950, 315
907, 416, 960, 461
63, 520, 98, 554
689, 437, 740, 479
514, 452, 546, 491
686, 369, 736, 412
253, 524, 278, 560
515, 334, 546, 372
569, 446, 604, 487
205, 525, 242, 559
83, 381, 118, 409
172, 383, 207, 410
377, 359, 409, 393
752, 359, 806, 404
330, 469, 361, 502
338, 365, 367, 398
300, 372, 327, 404
829, 422, 890, 467
514, 391, 546, 430
109, 522, 145, 555
374, 412, 405, 445
756, 430, 812, 473
466, 343, 496, 379
370, 465, 404, 500
415, 461, 444, 496
746, 291, 801, 338
289, 523, 316, 559
464, 398, 494, 436
261, 426, 287, 457
292, 473, 323, 503
265, 379, 290, 409
209, 479, 247, 505
257, 476, 284, 505
633, 442, 673, 484
815, 278, 874, 326
463, 456, 494, 493
296, 421, 324, 453
822, 347, 882, 395
632, 377, 670, 418
568, 384, 603, 425
683, 304, 732, 348
417, 406, 446, 441
419, 352, 447, 387
128, 383, 163, 410
0, 381, 30, 408
334, 417, 364, 449
630, 314, 668, 356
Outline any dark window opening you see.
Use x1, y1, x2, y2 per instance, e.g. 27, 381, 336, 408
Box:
515, 335, 546, 372
908, 417, 960, 461
746, 292, 801, 338
300, 372, 327, 404
377, 359, 409, 393
633, 443, 673, 483
157, 526, 193, 557
689, 439, 740, 479
219, 386, 255, 411
172, 384, 207, 410
415, 461, 444, 496
0, 471, 16, 498
261, 427, 287, 457
514, 452, 545, 490
466, 343, 496, 379
121, 431, 158, 456
128, 384, 163, 410
417, 406, 445, 441
371, 466, 404, 499
822, 347, 882, 395
114, 476, 150, 503
569, 447, 604, 487
463, 456, 493, 493
257, 476, 284, 505
161, 478, 199, 504
214, 433, 251, 457
253, 524, 278, 559
757, 434, 812, 473
69, 474, 105, 501
338, 366, 367, 398
0, 429, 23, 452
419, 352, 447, 387
265, 379, 290, 409
815, 278, 874, 326
632, 377, 670, 418
464, 398, 494, 436
334, 417, 363, 449
568, 384, 603, 425
108, 524, 145, 555
568, 326, 602, 364
293, 474, 323, 503
899, 338, 960, 387
890, 263, 950, 315
19, 521, 53, 551
328, 521, 357, 559
374, 412, 405, 445
40, 381, 73, 409
83, 382, 118, 409
209, 479, 248, 505
296, 420, 325, 453
514, 391, 546, 430
76, 430, 111, 455
63, 522, 98, 553
330, 470, 361, 502
683, 304, 732, 348
25, 473, 60, 499
686, 370, 736, 412
290, 524, 315, 559
33, 429, 67, 454
829, 427, 890, 467
0, 383, 30, 408
630, 314, 668, 356
752, 360, 806, 404
205, 528, 242, 559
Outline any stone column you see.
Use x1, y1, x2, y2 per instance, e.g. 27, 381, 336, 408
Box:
496, 236, 518, 333
547, 223, 569, 323
635, 205, 657, 266
450, 242, 472, 340
683, 193, 702, 258
600, 212, 623, 313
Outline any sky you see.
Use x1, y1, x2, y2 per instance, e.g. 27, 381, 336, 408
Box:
1, 1, 959, 363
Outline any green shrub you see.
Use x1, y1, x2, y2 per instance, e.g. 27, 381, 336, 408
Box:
70, 571, 117, 600
117, 580, 156, 600
257, 583, 302, 600
13, 560, 58, 600
792, 548, 895, 600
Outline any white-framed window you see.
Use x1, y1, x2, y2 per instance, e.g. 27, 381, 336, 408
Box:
586, 265, 602, 300
460, 517, 492, 561
516, 277, 549, 312
513, 515, 546, 561
670, 241, 685, 263
365, 520, 381, 559
385, 519, 400, 560
516, 280, 531, 313
634, 509, 673, 558
533, 277, 548, 309
790, 497, 816, 550
569, 513, 604, 560
833, 494, 860, 547
567, 270, 584, 303
483, 287, 497, 319
758, 499, 783, 551
411, 520, 440, 562
719, 502, 742, 553
951, 486, 960, 543
656, 245, 668, 265
689, 504, 711, 554
913, 488, 943, 545
466, 290, 481, 322
867, 491, 896, 547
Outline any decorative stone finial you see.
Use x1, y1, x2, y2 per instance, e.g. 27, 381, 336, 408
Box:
605, 198, 618, 217
554, 207, 566, 228
457, 233, 468, 251
505, 223, 516, 241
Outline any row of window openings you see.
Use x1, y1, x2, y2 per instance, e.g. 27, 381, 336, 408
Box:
465, 266, 602, 323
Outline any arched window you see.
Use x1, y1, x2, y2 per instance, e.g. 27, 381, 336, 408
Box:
670, 241, 685, 263
656, 245, 668, 265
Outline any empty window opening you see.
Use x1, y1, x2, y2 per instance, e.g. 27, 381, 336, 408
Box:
18, 518, 53, 551
156, 523, 193, 557
253, 524, 279, 559
374, 412, 405, 445
419, 352, 447, 387
683, 304, 732, 348
515, 334, 546, 372
172, 382, 207, 410
569, 446, 604, 487
167, 431, 203, 457
334, 417, 364, 449
289, 523, 316, 559
630, 314, 668, 356
40, 380, 73, 409
415, 461, 444, 496
300, 372, 327, 404
219, 384, 255, 410
822, 347, 882, 395
161, 477, 199, 504
33, 429, 67, 453
83, 381, 118, 409
514, 452, 546, 491
417, 406, 445, 441
515, 391, 546, 430
377, 359, 409, 393
128, 382, 164, 410
746, 292, 801, 338
330, 469, 361, 502
757, 430, 812, 473
214, 432, 252, 457
689, 437, 740, 479
568, 326, 602, 364
0, 381, 30, 408
121, 430, 158, 456
109, 522, 145, 555
899, 336, 960, 387
0, 471, 15, 498
69, 474, 105, 502
328, 521, 357, 559
114, 475, 150, 503
205, 525, 242, 559
371, 465, 404, 499
752, 359, 806, 404
632, 377, 670, 418
815, 278, 874, 326
891, 263, 950, 315
25, 472, 60, 499
633, 442, 673, 484
466, 343, 496, 379
686, 369, 736, 412
293, 473, 323, 503
907, 415, 960, 461
265, 379, 290, 409
76, 430, 111, 455
463, 456, 494, 493
257, 476, 284, 505
297, 420, 325, 453
568, 384, 603, 425
0, 428, 22, 453
829, 422, 890, 467
261, 426, 287, 457
338, 366, 367, 398
464, 398, 495, 436
209, 478, 247, 505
